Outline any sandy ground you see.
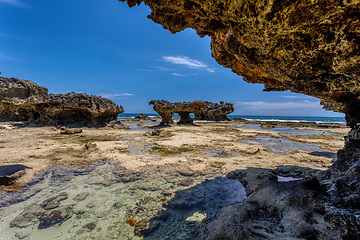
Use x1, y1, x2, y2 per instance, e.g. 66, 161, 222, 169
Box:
0, 118, 349, 193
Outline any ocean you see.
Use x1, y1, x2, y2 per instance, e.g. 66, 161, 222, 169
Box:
118, 113, 346, 123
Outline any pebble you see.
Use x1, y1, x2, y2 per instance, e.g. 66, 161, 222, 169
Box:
180, 178, 194, 186
83, 222, 96, 231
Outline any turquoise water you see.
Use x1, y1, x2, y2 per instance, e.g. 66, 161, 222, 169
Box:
0, 162, 246, 240
119, 113, 346, 123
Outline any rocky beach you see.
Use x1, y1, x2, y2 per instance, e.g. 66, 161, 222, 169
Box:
0, 113, 349, 239
1, 0, 360, 239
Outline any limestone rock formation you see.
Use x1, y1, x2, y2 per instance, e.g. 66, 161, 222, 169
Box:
173, 101, 206, 125
0, 77, 48, 103
0, 77, 124, 127
149, 100, 233, 125
149, 100, 175, 125
121, 1, 360, 238
194, 101, 234, 121
120, 0, 360, 122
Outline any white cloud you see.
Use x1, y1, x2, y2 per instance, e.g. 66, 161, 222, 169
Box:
282, 95, 313, 99
162, 56, 215, 72
172, 73, 187, 77
99, 93, 133, 99
172, 73, 198, 77
0, 0, 29, 8
236, 100, 321, 110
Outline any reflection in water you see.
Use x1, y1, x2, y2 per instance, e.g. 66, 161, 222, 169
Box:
240, 136, 326, 155
0, 161, 245, 240
122, 121, 160, 133
232, 124, 335, 136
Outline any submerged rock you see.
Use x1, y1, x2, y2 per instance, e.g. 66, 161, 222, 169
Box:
40, 192, 68, 210
83, 222, 96, 231
0, 77, 124, 127
38, 206, 73, 229
10, 203, 44, 228
134, 219, 159, 237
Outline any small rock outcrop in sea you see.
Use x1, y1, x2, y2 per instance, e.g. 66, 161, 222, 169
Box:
149, 100, 233, 125
0, 77, 124, 127
134, 113, 149, 120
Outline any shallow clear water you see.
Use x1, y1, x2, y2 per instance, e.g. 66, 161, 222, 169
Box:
240, 136, 326, 155
118, 114, 346, 123
232, 124, 335, 136
0, 162, 246, 240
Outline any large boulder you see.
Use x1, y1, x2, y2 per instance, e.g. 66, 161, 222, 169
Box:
0, 77, 124, 127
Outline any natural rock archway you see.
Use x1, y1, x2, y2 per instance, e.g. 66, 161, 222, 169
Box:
194, 101, 234, 121
121, 1, 360, 238
149, 100, 234, 125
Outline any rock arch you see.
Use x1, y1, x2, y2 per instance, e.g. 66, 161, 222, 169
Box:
149, 100, 234, 126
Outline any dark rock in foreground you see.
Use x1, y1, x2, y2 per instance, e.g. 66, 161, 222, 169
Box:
0, 165, 31, 186
149, 100, 234, 126
0, 77, 124, 127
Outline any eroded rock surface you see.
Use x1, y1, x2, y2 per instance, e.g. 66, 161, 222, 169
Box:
195, 101, 234, 121
149, 100, 175, 125
149, 100, 233, 125
0, 77, 124, 127
121, 1, 360, 238
121, 0, 360, 122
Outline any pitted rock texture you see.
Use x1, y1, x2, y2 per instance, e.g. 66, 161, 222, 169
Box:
0, 77, 48, 103
120, 0, 360, 123
149, 100, 233, 125
174, 101, 206, 125
194, 167, 360, 240
149, 100, 175, 125
194, 101, 234, 121
0, 77, 124, 127
121, 1, 360, 238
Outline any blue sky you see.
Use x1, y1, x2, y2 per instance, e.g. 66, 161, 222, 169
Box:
0, 0, 344, 117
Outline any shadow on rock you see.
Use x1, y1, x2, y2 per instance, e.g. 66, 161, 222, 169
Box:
0, 164, 32, 186
193, 165, 359, 240
143, 176, 246, 239
309, 151, 337, 159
